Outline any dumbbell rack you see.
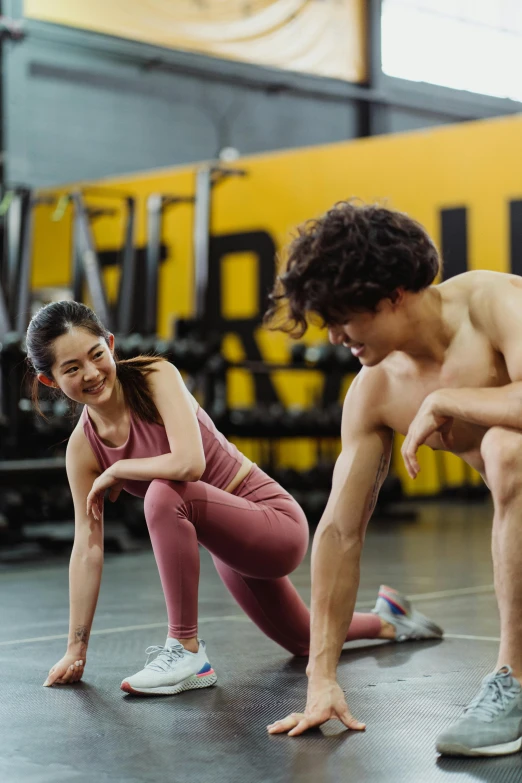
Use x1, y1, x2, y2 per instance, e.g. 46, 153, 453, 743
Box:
203, 355, 410, 525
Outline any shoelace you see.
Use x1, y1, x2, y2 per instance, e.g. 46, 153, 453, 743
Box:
464, 676, 518, 722
144, 644, 185, 672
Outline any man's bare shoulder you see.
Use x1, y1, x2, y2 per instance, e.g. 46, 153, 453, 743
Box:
438, 269, 509, 297
342, 364, 391, 434
449, 270, 522, 329
438, 269, 516, 301
436, 270, 520, 331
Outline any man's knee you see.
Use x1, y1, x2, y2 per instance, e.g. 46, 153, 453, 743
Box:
481, 426, 522, 506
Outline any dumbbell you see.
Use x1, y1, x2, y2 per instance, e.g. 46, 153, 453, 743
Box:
0, 331, 25, 360
222, 404, 281, 437
280, 406, 333, 437
227, 407, 263, 437
171, 338, 210, 373
290, 342, 360, 373
116, 334, 157, 359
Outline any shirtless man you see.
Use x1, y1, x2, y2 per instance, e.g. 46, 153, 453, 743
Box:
265, 201, 522, 757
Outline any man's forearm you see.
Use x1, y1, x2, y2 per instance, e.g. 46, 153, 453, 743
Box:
434, 382, 522, 430
306, 521, 363, 682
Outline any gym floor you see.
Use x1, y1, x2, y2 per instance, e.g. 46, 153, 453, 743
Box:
2, 500, 520, 783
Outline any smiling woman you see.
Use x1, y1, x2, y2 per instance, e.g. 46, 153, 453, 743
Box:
26, 301, 164, 423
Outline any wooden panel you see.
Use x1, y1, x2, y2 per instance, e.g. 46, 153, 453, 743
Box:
24, 0, 367, 83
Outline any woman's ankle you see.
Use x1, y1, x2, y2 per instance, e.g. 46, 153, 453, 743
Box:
377, 619, 396, 640
178, 636, 199, 654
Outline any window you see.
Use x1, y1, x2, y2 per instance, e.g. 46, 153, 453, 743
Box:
381, 0, 522, 102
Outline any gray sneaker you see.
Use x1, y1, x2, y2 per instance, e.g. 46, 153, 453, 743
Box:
372, 585, 444, 641
436, 666, 522, 757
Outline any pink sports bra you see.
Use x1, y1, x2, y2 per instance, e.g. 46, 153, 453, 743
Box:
81, 404, 243, 498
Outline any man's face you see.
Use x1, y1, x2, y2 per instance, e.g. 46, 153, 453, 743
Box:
327, 301, 399, 367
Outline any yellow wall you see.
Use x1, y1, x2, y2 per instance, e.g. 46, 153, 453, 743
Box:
24, 0, 366, 83
32, 114, 522, 495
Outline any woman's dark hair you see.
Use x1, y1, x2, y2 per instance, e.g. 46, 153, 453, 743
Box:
265, 201, 441, 337
26, 300, 164, 423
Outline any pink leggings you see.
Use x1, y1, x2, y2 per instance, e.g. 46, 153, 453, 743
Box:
143, 465, 381, 656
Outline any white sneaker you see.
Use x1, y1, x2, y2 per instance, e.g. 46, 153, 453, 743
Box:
372, 584, 444, 641
121, 638, 217, 696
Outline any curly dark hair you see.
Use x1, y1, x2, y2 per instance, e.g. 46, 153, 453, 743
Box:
265, 201, 441, 337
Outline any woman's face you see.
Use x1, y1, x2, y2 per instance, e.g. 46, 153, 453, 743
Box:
39, 327, 117, 406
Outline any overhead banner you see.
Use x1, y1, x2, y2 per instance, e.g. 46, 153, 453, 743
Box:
31, 114, 522, 494
23, 0, 366, 83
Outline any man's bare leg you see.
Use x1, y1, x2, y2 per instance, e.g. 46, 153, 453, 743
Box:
482, 427, 522, 679
437, 426, 522, 757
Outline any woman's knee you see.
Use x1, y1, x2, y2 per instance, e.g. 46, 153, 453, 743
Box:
481, 426, 522, 506
144, 478, 188, 526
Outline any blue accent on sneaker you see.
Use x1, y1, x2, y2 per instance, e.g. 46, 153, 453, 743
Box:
197, 662, 212, 675
383, 597, 406, 616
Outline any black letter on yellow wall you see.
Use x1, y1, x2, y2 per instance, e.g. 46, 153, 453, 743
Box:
208, 230, 281, 405
440, 207, 468, 280
509, 200, 522, 276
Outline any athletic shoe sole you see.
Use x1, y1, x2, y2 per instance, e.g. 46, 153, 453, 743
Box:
404, 608, 444, 639
121, 668, 217, 696
436, 736, 522, 757
376, 604, 444, 641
